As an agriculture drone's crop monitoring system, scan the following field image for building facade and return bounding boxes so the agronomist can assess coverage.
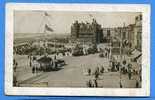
[102,28,116,43]
[103,14,142,55]
[134,14,142,51]
[127,14,142,51]
[71,19,103,44]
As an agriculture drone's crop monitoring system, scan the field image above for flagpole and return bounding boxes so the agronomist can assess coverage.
[44,12,55,57]
[44,13,47,55]
[120,25,123,87]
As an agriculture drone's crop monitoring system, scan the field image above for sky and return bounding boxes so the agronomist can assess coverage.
[14,11,141,34]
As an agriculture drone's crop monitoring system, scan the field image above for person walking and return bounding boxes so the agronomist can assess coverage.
[127,63,132,80]
[86,79,92,87]
[32,56,37,74]
[100,66,104,74]
[116,62,120,71]
[87,68,91,76]
[136,80,139,88]
[139,67,142,82]
[14,61,18,72]
[128,69,132,80]
[93,79,98,88]
[13,72,17,86]
[120,81,123,88]
[32,66,35,74]
[29,55,32,67]
[95,72,99,79]
[94,67,100,79]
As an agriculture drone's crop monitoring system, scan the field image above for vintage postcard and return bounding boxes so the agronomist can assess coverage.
[5,3,150,96]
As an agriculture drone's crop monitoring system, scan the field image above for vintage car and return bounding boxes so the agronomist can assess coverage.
[54,59,66,67]
[37,56,65,71]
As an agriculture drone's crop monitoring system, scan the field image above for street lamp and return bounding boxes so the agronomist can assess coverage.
[119,28,123,88]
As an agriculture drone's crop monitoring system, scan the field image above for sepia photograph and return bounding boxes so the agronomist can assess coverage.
[5,3,150,96]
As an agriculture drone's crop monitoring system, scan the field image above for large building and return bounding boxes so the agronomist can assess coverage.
[71,19,103,44]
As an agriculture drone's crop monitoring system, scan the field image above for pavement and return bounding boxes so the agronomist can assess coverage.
[14,55,43,84]
[14,53,141,88]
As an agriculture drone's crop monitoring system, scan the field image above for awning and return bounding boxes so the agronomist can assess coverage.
[131,49,142,58]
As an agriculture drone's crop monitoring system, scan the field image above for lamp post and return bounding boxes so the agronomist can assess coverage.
[119,28,123,88]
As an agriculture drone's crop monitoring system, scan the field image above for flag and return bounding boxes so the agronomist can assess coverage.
[45,24,53,32]
[44,12,50,16]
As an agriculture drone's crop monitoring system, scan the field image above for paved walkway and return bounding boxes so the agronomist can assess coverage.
[14,52,141,88]
[14,55,43,84]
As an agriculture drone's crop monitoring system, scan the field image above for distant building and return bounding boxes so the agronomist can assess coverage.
[106,26,130,55]
[71,19,103,44]
[102,28,115,43]
[102,26,130,44]
[70,14,142,52]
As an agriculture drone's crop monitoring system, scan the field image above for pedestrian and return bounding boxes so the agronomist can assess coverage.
[95,71,99,79]
[30,60,32,67]
[116,62,120,71]
[93,79,98,87]
[13,73,17,86]
[36,67,38,73]
[86,79,92,87]
[105,52,107,58]
[29,55,32,67]
[96,66,99,72]
[87,68,91,76]
[100,66,104,74]
[107,48,110,58]
[54,55,56,60]
[111,61,116,72]
[14,61,18,72]
[139,68,142,82]
[13,59,16,66]
[122,60,127,66]
[14,65,17,72]
[94,67,100,77]
[128,63,132,70]
[136,80,139,88]
[32,67,35,74]
[139,75,142,82]
[120,81,123,88]
[128,70,132,80]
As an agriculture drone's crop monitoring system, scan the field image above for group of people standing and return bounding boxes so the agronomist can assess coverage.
[86,66,105,88]
[99,47,110,58]
[110,56,134,80]
[28,55,41,74]
[85,57,141,88]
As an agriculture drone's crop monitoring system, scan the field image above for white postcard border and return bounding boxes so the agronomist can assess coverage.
[5,3,150,96]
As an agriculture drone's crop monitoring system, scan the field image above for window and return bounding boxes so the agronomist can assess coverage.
[107,30,110,36]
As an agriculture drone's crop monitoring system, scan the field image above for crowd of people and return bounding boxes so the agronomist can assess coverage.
[85,56,141,88]
[13,39,141,88]
[99,47,110,58]
[86,66,105,88]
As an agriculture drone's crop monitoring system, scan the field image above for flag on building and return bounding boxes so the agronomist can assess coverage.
[45,24,53,32]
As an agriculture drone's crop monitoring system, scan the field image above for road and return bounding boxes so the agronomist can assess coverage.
[14,53,141,88]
